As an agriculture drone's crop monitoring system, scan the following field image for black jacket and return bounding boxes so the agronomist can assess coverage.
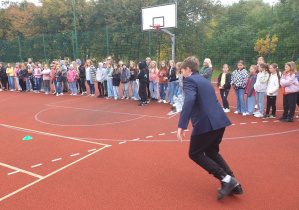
[17,69,27,80]
[0,66,7,79]
[112,72,121,86]
[54,71,63,82]
[167,67,176,82]
[79,64,86,79]
[138,61,148,84]
[217,73,231,90]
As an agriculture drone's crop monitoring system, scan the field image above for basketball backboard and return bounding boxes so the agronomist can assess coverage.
[142,3,177,31]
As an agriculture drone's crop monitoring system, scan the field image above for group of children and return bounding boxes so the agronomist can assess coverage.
[217,57,299,122]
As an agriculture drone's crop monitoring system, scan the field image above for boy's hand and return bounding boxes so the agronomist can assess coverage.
[177,128,185,142]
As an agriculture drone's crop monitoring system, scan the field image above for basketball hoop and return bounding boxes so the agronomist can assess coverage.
[149,24,161,30]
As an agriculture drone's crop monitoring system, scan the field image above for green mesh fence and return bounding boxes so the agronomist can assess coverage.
[0,6,298,70]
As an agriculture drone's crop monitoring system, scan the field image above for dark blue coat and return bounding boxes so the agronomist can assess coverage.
[178,71,231,136]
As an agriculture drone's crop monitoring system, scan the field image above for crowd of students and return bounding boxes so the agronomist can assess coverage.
[0,56,298,121]
[217,57,299,122]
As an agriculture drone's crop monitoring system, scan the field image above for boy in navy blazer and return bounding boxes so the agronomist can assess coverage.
[177,56,243,200]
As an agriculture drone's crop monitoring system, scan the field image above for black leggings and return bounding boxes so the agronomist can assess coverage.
[266,95,277,115]
[80,77,86,92]
[19,78,26,91]
[220,89,230,109]
[283,93,297,119]
[189,128,232,181]
[139,83,147,103]
[98,82,104,96]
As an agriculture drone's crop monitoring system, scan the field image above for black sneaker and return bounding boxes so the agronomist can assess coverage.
[282,118,294,122]
[269,114,276,118]
[217,177,238,200]
[262,115,269,119]
[218,183,243,195]
[278,117,286,121]
[138,102,145,106]
[97,95,102,98]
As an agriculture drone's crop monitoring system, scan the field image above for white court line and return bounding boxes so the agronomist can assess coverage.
[119,141,126,144]
[159,133,165,136]
[31,164,42,168]
[274,121,280,123]
[0,145,111,202]
[232,124,235,126]
[132,138,140,141]
[185,130,189,132]
[52,158,62,162]
[88,149,96,152]
[146,136,153,138]
[8,171,19,175]
[240,123,246,125]
[171,131,177,133]
[0,124,110,146]
[70,153,80,157]
[251,122,258,124]
[262,121,269,123]
[0,162,43,179]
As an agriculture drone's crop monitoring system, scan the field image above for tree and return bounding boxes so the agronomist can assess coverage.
[254,34,278,57]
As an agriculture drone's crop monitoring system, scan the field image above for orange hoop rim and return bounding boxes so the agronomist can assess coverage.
[149,24,161,30]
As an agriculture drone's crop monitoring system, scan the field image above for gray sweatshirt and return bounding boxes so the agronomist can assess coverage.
[254,72,269,92]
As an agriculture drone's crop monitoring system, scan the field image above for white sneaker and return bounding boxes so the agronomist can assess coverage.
[59,93,64,96]
[242,113,247,116]
[158,100,163,103]
[70,93,73,96]
[296,116,299,119]
[234,111,240,114]
[224,109,230,113]
[73,93,77,96]
[223,108,225,111]
[253,111,259,115]
[254,113,263,118]
[53,92,56,95]
[122,97,126,99]
[56,93,59,96]
[163,100,167,104]
[0,89,2,91]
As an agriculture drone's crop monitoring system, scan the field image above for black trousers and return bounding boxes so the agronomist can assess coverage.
[283,93,297,119]
[147,83,151,98]
[139,83,147,103]
[1,77,8,90]
[266,95,277,115]
[220,89,230,109]
[98,81,104,96]
[189,128,232,181]
[297,92,299,107]
[62,77,68,92]
[29,78,35,90]
[19,78,26,91]
[77,78,82,93]
[80,77,86,92]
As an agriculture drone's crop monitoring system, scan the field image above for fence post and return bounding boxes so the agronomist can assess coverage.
[268,5,274,62]
[201,16,204,64]
[72,31,76,61]
[106,26,110,57]
[42,33,47,63]
[18,36,23,62]
[149,31,151,58]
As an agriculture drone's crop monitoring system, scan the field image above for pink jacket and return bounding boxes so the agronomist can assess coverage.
[149,69,159,82]
[280,73,299,93]
[67,69,77,82]
[14,68,19,77]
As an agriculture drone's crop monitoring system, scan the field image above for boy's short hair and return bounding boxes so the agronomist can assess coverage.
[181,56,200,72]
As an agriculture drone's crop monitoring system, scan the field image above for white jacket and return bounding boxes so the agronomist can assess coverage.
[266,73,279,96]
[96,63,106,83]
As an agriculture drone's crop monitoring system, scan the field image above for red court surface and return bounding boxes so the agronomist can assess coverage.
[0,82,298,209]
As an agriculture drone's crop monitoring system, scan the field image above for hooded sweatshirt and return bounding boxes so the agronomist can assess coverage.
[254,72,269,92]
[60,60,67,78]
[138,61,148,84]
[266,73,279,96]
[96,63,106,83]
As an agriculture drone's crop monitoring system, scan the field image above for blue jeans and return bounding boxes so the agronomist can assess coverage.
[178,86,184,97]
[168,81,174,103]
[136,82,141,100]
[173,81,179,97]
[256,92,266,115]
[34,78,41,91]
[87,80,95,94]
[8,75,15,90]
[15,77,21,90]
[246,95,256,114]
[53,80,57,93]
[234,88,246,113]
[149,81,159,99]
[159,83,168,100]
[113,86,120,99]
[26,78,31,90]
[56,81,62,94]
[70,82,77,94]
[107,79,114,97]
[130,80,138,98]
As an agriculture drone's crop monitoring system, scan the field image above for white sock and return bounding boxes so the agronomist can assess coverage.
[221,175,231,183]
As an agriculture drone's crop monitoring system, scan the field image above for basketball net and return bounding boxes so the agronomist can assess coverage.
[149,24,161,30]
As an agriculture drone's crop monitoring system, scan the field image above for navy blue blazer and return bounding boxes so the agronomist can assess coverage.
[178,71,231,136]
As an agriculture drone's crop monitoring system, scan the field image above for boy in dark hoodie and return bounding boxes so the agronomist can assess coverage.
[138,61,148,106]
